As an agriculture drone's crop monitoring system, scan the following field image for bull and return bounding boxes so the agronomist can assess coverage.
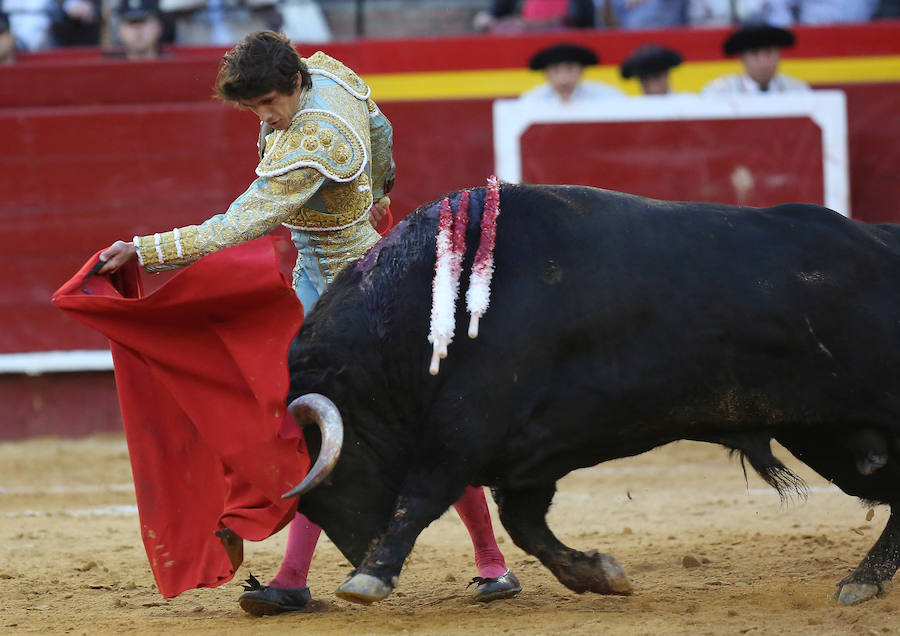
[283,183,900,606]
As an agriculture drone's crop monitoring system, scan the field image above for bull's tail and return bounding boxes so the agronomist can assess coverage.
[732,446,809,505]
[699,433,808,504]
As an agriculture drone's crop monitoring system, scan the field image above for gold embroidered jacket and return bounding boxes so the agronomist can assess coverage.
[135,52,395,272]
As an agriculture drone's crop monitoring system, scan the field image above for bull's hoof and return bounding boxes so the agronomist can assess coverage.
[590,552,633,595]
[557,551,633,595]
[335,572,394,604]
[469,569,522,602]
[832,580,893,605]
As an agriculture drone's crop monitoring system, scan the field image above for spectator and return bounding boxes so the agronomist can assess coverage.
[875,0,900,17]
[2,0,55,49]
[50,0,102,46]
[0,10,18,62]
[279,0,330,43]
[764,0,878,25]
[473,0,595,33]
[702,23,810,94]
[113,0,165,59]
[603,0,688,29]
[620,44,683,95]
[519,42,624,105]
[161,0,281,45]
[687,0,769,26]
[688,0,878,25]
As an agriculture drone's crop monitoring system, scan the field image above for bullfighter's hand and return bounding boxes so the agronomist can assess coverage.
[98,240,138,274]
[369,197,391,228]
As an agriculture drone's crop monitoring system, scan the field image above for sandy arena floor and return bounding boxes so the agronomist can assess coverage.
[1,434,897,635]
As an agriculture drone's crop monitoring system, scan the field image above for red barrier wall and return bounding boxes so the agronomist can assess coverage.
[0,372,123,439]
[2,22,900,438]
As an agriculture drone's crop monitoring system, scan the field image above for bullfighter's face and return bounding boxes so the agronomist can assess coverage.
[239,77,304,131]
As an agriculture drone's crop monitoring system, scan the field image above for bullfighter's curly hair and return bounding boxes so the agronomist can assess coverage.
[214,30,312,102]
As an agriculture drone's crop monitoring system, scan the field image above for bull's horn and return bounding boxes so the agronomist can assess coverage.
[282,393,344,499]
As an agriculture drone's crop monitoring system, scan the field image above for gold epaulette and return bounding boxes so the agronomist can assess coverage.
[256,109,367,181]
[304,51,371,100]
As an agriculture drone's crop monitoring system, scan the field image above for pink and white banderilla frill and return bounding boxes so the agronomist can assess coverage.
[428,176,500,375]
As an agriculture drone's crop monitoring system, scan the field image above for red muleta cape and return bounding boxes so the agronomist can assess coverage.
[51,237,309,598]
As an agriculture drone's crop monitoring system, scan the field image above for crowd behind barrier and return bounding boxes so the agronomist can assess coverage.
[2,0,900,57]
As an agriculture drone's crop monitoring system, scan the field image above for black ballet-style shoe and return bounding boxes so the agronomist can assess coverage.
[467,569,522,602]
[238,573,312,616]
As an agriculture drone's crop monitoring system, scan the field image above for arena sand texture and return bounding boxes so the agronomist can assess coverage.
[1,435,897,635]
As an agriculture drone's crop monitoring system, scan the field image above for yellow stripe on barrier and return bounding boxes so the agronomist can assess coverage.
[364,55,900,101]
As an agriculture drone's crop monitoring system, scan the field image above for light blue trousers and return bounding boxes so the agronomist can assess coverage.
[294,265,322,311]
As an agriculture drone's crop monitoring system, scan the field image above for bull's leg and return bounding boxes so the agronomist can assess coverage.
[494,483,632,595]
[777,430,900,604]
[832,506,900,604]
[335,480,463,604]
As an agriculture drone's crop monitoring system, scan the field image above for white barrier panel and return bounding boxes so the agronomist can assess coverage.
[0,349,113,375]
[493,91,849,216]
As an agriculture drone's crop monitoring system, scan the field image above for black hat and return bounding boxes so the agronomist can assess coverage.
[620,44,682,79]
[0,11,10,33]
[118,0,160,21]
[723,24,795,55]
[528,42,598,71]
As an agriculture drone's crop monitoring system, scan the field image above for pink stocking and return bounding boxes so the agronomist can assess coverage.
[454,485,508,578]
[269,512,321,589]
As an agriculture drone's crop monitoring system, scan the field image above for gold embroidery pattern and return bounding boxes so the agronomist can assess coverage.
[317,128,334,147]
[135,225,204,270]
[137,52,387,270]
[319,172,370,219]
[303,136,319,152]
[333,143,351,163]
[296,219,381,288]
[305,52,370,98]
[137,168,326,271]
[257,108,368,181]
[282,173,373,231]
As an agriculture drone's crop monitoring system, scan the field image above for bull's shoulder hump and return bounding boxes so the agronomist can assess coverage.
[502,183,633,210]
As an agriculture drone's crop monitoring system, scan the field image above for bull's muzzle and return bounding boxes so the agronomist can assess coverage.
[282,393,344,499]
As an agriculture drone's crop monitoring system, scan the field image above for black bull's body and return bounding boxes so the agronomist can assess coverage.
[287,184,900,605]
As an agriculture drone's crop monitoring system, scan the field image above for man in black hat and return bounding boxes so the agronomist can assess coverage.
[620,44,683,95]
[114,0,165,59]
[0,11,16,64]
[519,42,623,105]
[702,23,809,94]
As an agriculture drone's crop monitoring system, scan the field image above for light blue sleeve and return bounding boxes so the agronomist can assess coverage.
[368,99,396,200]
